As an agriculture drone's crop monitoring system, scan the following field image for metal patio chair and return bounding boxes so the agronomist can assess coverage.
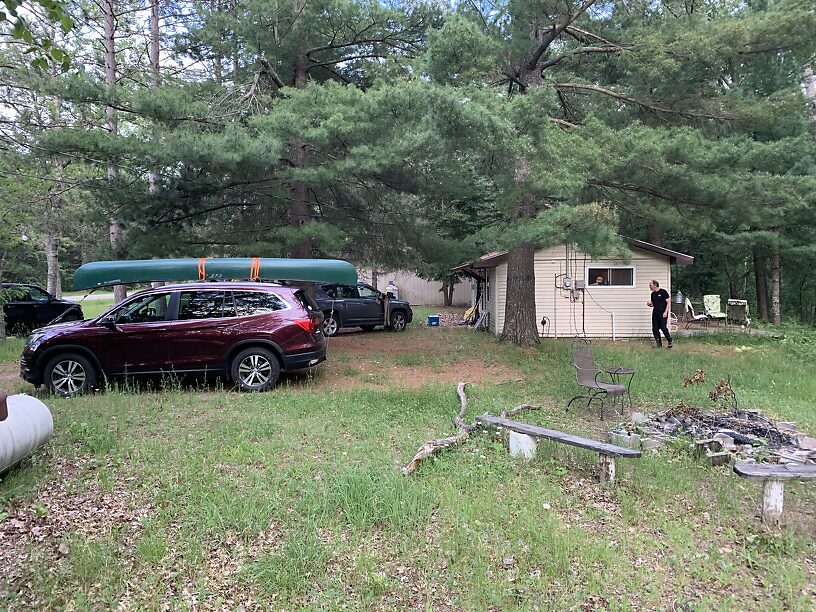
[567,339,627,420]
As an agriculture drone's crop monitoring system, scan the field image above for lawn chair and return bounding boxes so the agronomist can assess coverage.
[567,339,627,420]
[727,299,751,327]
[703,294,727,326]
[683,298,709,329]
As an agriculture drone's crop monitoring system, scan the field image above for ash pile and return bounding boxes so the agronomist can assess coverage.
[609,371,816,466]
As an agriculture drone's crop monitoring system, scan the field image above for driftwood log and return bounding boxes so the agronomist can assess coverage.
[402,382,538,475]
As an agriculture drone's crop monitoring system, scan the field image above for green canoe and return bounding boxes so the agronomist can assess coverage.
[73,258,357,290]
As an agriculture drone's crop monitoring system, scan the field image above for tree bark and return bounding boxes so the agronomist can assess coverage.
[104,0,127,304]
[442,281,454,306]
[287,1,312,258]
[44,233,62,298]
[500,243,540,345]
[753,246,769,322]
[770,243,781,325]
[148,0,160,193]
[804,64,816,124]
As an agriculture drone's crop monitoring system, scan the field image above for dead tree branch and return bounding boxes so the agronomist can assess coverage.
[402,382,540,475]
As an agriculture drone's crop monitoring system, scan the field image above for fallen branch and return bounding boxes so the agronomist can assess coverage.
[401,382,539,475]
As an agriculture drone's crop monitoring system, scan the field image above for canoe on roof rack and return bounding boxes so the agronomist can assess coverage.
[73,258,357,290]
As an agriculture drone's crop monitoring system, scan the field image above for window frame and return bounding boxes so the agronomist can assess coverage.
[585,265,637,288]
[112,292,174,324]
[230,290,292,317]
[176,290,229,321]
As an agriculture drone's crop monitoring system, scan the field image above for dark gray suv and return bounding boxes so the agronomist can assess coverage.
[314,282,413,336]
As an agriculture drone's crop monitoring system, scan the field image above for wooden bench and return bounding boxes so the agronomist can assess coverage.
[476,415,641,484]
[733,463,816,526]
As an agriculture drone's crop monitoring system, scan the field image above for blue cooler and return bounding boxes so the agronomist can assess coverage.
[427,315,440,327]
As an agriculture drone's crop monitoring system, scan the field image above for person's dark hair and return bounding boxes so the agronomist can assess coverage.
[651,279,660,287]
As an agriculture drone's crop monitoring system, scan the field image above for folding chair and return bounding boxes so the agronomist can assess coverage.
[683,298,709,329]
[703,294,727,326]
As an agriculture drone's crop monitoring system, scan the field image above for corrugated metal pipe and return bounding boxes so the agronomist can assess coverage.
[0,393,54,474]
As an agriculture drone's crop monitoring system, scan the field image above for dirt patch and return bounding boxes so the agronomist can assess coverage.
[0,456,153,605]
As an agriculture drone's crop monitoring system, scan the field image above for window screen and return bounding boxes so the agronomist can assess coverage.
[587,267,634,287]
[233,291,287,316]
[178,291,225,320]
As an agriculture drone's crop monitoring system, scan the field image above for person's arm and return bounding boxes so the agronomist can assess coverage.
[663,290,670,318]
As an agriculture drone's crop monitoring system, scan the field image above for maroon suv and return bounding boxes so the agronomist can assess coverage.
[20,282,325,397]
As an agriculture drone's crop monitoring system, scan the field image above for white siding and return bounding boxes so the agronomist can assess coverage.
[358,269,471,306]
[491,245,671,338]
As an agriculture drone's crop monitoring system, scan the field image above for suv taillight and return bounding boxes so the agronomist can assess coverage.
[293,317,317,334]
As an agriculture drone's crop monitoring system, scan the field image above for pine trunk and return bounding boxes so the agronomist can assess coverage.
[148,0,160,193]
[804,64,816,124]
[770,244,781,325]
[500,243,539,346]
[753,247,769,322]
[104,0,127,304]
[288,15,311,258]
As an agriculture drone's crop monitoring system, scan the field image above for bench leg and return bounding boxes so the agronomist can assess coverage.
[509,431,537,460]
[762,480,784,527]
[599,454,615,484]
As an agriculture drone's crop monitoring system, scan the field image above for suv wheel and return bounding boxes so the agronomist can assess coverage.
[231,347,280,392]
[389,310,407,332]
[322,313,341,337]
[44,353,97,397]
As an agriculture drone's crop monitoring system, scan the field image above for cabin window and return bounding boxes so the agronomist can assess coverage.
[587,267,635,287]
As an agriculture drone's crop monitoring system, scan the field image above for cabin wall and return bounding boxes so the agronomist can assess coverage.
[490,245,671,338]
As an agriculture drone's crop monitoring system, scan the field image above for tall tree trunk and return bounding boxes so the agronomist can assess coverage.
[804,64,816,125]
[148,0,160,193]
[212,0,222,84]
[501,154,540,346]
[770,244,781,325]
[287,3,311,258]
[500,243,539,345]
[647,221,663,246]
[44,233,62,297]
[753,246,769,322]
[442,281,454,306]
[104,0,127,304]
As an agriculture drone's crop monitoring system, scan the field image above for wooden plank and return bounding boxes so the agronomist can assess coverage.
[763,480,784,527]
[476,415,641,458]
[734,463,816,481]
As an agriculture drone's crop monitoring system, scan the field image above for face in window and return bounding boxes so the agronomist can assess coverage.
[114,293,171,324]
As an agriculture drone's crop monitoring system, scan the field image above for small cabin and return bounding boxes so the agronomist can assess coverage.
[457,239,693,338]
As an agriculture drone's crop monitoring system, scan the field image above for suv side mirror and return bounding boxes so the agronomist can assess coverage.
[99,316,119,330]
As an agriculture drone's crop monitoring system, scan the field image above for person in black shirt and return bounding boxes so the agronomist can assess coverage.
[646,279,673,348]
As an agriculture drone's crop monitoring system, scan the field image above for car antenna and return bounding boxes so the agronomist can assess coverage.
[44,287,99,327]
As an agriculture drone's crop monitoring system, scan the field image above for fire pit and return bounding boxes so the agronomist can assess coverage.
[609,375,816,465]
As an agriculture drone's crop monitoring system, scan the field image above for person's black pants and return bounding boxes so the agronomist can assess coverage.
[652,311,672,344]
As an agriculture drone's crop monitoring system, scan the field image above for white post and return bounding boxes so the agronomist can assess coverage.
[509,431,537,459]
[762,480,784,527]
[611,312,616,341]
[599,454,616,484]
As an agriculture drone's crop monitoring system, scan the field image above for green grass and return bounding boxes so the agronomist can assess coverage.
[1,327,815,609]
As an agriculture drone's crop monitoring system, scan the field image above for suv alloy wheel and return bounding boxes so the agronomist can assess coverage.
[231,347,281,391]
[44,353,97,396]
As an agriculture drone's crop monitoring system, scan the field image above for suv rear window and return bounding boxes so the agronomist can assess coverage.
[293,289,320,313]
[232,291,288,316]
[178,291,226,320]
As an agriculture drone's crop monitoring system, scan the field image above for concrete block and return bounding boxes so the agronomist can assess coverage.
[608,431,641,450]
[640,437,665,451]
[630,412,650,424]
[706,451,731,466]
[509,431,537,460]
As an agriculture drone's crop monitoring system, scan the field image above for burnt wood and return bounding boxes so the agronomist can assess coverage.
[733,463,816,481]
[476,415,641,459]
